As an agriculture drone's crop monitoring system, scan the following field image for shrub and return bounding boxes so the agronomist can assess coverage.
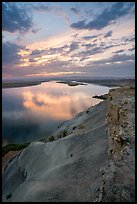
[48,135,55,142]
[6,193,12,200]
[86,110,89,114]
[93,94,108,100]
[62,130,67,137]
[2,143,30,157]
[78,125,85,129]
[130,86,134,89]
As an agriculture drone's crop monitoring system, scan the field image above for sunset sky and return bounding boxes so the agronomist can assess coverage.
[2,2,135,79]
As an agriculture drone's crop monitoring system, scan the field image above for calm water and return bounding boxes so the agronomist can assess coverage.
[2,81,111,145]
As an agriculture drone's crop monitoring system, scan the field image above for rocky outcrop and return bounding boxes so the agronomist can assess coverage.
[99,86,135,202]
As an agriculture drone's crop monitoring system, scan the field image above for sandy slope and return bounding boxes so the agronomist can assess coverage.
[2,100,109,202]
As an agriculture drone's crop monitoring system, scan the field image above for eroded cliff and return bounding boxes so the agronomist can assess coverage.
[99,86,135,202]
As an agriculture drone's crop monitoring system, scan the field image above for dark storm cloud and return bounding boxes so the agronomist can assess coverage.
[2,2,33,33]
[2,42,24,65]
[104,31,112,38]
[71,2,134,30]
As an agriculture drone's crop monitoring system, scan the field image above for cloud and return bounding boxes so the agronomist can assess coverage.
[71,33,78,38]
[29,58,37,62]
[82,43,97,48]
[3,57,76,78]
[128,47,135,52]
[71,2,134,30]
[2,2,33,33]
[29,41,80,60]
[93,39,97,43]
[30,44,69,57]
[71,20,86,30]
[69,42,79,52]
[103,44,119,49]
[70,7,80,15]
[78,42,119,58]
[104,30,112,38]
[80,56,90,62]
[82,35,100,40]
[84,8,95,17]
[80,46,102,56]
[33,4,69,23]
[2,42,24,65]
[85,61,135,78]
[93,53,135,65]
[32,5,51,12]
[31,28,41,33]
[111,53,135,62]
[29,41,80,59]
[30,49,45,55]
[124,36,135,42]
[113,49,124,54]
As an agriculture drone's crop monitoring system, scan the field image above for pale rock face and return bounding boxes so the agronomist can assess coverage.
[2,101,109,202]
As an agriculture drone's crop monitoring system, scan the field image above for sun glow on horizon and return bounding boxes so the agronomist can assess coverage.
[25,71,83,77]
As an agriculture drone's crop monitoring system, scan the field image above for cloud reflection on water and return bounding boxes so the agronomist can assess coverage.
[2,81,109,144]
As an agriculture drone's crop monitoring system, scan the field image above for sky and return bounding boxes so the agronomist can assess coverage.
[2,2,135,79]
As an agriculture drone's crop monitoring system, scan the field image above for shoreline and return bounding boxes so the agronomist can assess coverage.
[2,78,135,89]
[2,81,42,88]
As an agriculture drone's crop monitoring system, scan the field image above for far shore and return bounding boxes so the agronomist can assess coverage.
[2,81,42,88]
[2,78,135,88]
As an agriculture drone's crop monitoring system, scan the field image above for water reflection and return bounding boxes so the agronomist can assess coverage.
[2,81,110,145]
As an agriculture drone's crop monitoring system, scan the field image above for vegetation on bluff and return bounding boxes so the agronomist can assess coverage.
[2,143,30,157]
